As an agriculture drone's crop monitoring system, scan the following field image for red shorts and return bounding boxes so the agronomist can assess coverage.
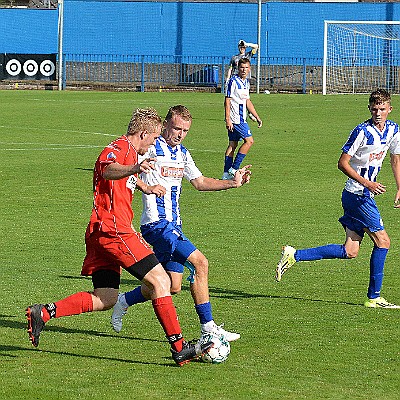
[81,227,154,276]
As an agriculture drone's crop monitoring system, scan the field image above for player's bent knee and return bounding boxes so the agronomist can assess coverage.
[195,260,209,278]
[92,288,118,311]
[141,263,172,296]
[156,271,174,294]
[153,273,171,293]
[379,237,390,249]
[192,255,208,270]
[245,137,254,146]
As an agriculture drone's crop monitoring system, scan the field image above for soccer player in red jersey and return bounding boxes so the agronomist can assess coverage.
[25,108,212,366]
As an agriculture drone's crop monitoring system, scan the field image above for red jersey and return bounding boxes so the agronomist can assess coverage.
[88,135,138,234]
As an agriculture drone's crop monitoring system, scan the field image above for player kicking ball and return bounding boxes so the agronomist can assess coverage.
[276,89,400,309]
[111,105,251,341]
[26,108,213,366]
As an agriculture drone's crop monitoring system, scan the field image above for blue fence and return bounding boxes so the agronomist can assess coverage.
[63,54,323,93]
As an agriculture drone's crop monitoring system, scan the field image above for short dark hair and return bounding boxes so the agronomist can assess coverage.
[238,57,251,67]
[369,89,391,105]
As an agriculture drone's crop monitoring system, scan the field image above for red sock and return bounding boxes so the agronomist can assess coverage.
[152,296,184,352]
[41,292,94,323]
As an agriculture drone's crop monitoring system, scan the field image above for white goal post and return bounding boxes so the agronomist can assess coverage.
[57,0,64,91]
[323,21,400,95]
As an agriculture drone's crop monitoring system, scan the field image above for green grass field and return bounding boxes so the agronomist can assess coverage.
[0,90,399,400]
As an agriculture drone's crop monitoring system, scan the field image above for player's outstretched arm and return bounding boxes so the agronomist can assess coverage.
[234,165,252,185]
[190,165,252,191]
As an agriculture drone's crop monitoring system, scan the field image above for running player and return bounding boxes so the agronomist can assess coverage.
[25,108,213,366]
[276,89,400,309]
[111,105,251,341]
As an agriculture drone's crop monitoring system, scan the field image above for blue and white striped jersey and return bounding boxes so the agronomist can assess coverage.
[139,136,202,226]
[342,119,400,197]
[226,75,250,124]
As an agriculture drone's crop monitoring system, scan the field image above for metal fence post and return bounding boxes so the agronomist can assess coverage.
[302,58,306,94]
[221,59,225,94]
[141,56,145,92]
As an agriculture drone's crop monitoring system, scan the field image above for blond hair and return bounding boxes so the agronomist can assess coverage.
[127,108,162,135]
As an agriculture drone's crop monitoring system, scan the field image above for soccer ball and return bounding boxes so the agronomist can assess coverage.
[200,332,230,364]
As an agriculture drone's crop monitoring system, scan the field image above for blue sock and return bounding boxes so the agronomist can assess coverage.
[125,286,148,306]
[295,244,347,262]
[367,247,387,299]
[195,302,213,324]
[232,152,246,170]
[224,156,233,173]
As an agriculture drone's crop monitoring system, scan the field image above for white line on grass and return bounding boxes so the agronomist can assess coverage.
[0,144,219,153]
[29,98,159,104]
[0,146,104,151]
[187,148,220,153]
[0,123,220,153]
[0,125,115,137]
[0,142,103,146]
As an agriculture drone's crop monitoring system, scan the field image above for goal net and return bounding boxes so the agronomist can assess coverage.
[323,21,400,95]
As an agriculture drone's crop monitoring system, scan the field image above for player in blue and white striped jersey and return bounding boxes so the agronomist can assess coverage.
[223,58,262,180]
[276,89,400,308]
[138,132,202,227]
[112,105,252,341]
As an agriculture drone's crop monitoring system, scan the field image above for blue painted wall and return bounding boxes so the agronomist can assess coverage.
[0,9,58,53]
[0,1,399,59]
[62,1,258,57]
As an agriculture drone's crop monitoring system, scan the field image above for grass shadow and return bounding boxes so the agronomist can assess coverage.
[0,316,164,343]
[0,344,172,367]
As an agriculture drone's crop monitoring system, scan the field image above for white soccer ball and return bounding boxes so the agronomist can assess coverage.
[200,332,230,364]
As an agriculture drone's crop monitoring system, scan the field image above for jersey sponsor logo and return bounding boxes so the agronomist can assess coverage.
[369,151,384,162]
[161,166,184,178]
